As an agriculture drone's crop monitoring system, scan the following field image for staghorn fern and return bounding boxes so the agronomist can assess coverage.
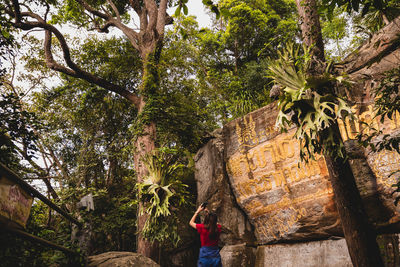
[268,42,353,161]
[136,147,189,246]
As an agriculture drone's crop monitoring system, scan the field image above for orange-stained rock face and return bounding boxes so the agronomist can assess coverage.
[222,102,400,244]
[224,104,341,243]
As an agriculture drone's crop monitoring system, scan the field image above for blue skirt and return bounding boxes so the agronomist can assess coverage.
[198,246,222,267]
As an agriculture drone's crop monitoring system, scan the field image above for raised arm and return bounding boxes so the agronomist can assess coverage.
[189,205,204,229]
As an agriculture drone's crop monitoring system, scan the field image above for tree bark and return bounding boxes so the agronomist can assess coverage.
[134,122,159,261]
[323,125,384,267]
[295,0,325,61]
[134,47,162,262]
[295,0,384,266]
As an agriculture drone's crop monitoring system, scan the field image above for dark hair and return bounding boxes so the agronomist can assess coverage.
[203,212,218,240]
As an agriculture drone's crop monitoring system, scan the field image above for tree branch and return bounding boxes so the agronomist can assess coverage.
[43,30,140,107]
[76,0,141,51]
[129,0,147,30]
[107,0,121,22]
[75,0,110,20]
[144,0,158,33]
[157,0,168,35]
[11,0,22,22]
[9,2,141,108]
[12,143,62,202]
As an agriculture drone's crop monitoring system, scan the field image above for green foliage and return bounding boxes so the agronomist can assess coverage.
[194,0,298,122]
[320,0,400,51]
[73,181,138,254]
[375,68,400,128]
[132,49,163,139]
[136,147,191,247]
[50,0,132,26]
[174,0,189,16]
[320,7,350,60]
[150,16,218,151]
[0,202,84,267]
[202,0,220,18]
[269,43,353,161]
[0,93,40,173]
[322,0,388,16]
[357,67,400,153]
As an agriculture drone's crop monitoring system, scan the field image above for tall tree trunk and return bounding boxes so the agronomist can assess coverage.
[323,125,384,267]
[295,0,384,266]
[135,121,158,257]
[134,46,162,262]
[295,0,325,61]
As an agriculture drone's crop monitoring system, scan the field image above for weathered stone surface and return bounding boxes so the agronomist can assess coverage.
[222,100,400,244]
[194,129,256,245]
[220,243,256,267]
[255,235,400,267]
[88,251,159,267]
[224,104,342,244]
[162,246,198,267]
[193,16,400,266]
[255,238,352,267]
[161,233,199,267]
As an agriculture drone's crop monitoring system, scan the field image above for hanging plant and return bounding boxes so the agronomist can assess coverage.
[268,42,354,161]
[136,147,190,246]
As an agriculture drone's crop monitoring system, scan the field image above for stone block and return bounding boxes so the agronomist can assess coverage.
[255,239,352,267]
[220,243,256,267]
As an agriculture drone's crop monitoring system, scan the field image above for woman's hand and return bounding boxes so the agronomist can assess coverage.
[189,205,205,229]
[196,205,205,214]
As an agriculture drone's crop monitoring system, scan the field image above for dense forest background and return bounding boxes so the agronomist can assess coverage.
[1,0,400,266]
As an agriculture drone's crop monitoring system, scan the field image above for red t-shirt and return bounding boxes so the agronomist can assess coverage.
[196,223,221,247]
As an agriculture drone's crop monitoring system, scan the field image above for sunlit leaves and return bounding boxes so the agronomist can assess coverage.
[357,67,400,153]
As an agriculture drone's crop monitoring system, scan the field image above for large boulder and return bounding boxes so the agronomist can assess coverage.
[88,251,159,267]
[223,101,400,244]
[224,105,342,244]
[194,129,256,246]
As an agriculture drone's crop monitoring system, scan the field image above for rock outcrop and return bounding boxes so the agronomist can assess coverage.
[194,129,256,246]
[193,15,400,267]
[88,251,159,267]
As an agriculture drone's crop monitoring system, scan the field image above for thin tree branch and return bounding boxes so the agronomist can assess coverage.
[12,143,61,202]
[107,0,121,22]
[75,0,110,20]
[74,1,141,50]
[129,0,142,16]
[144,0,158,33]
[43,30,140,106]
[92,21,114,33]
[157,0,168,35]
[11,0,22,22]
[9,2,141,108]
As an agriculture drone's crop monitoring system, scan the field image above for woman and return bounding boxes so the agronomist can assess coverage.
[189,205,222,267]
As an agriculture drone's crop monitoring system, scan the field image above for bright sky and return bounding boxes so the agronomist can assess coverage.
[183,1,212,28]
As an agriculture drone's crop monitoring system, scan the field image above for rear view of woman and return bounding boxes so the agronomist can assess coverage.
[189,205,222,267]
